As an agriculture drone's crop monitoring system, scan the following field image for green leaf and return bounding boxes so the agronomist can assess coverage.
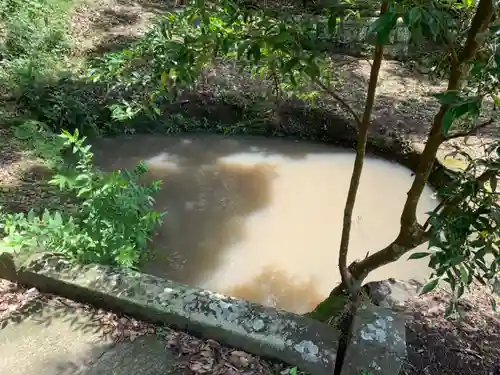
[490,296,497,312]
[328,14,337,34]
[283,58,299,74]
[490,175,497,192]
[459,264,469,284]
[161,71,168,86]
[441,99,481,136]
[420,278,440,295]
[52,212,63,227]
[426,17,438,39]
[407,7,421,25]
[237,42,248,59]
[248,42,262,62]
[408,252,430,260]
[369,10,397,45]
[456,283,465,298]
[289,367,297,375]
[489,18,500,33]
[446,270,456,291]
[432,90,462,105]
[442,107,458,135]
[305,61,320,79]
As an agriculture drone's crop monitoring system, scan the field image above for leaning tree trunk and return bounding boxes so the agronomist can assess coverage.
[311,0,495,321]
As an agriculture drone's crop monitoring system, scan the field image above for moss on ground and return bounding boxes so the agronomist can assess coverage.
[306,292,350,323]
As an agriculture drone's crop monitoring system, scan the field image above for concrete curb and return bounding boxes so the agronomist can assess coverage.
[0,251,340,375]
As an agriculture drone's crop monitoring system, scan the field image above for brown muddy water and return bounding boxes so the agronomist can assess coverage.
[92,134,438,314]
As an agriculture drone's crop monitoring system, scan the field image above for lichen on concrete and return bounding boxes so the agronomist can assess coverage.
[359,310,403,348]
[0,252,411,375]
[0,251,340,375]
[341,303,407,375]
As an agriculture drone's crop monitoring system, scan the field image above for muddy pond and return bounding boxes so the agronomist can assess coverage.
[92,134,438,314]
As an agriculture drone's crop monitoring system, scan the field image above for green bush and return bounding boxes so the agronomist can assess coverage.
[0,0,72,61]
[0,0,98,132]
[0,128,166,268]
[14,76,108,134]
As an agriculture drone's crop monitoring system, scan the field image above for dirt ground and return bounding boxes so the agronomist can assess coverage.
[0,280,288,375]
[402,287,500,375]
[1,1,499,375]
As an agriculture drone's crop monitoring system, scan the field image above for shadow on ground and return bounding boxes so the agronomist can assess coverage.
[0,286,182,375]
[70,0,169,57]
[0,294,110,337]
[48,335,182,375]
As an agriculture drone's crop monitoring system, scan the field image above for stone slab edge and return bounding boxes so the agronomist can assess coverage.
[0,251,339,375]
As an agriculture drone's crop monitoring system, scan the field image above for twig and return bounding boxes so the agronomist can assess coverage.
[445,118,495,140]
[314,79,362,126]
[444,31,459,67]
[449,347,483,360]
[423,201,444,230]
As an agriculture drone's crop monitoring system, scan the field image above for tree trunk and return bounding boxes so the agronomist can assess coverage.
[333,2,389,374]
[337,0,389,296]
[312,0,495,320]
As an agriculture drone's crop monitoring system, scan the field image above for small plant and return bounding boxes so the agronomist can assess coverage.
[0,129,166,268]
[13,120,66,166]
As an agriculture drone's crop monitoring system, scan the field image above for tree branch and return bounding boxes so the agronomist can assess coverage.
[328,229,430,297]
[324,0,496,302]
[332,3,389,374]
[423,201,444,230]
[314,79,362,126]
[445,118,495,140]
[399,0,494,230]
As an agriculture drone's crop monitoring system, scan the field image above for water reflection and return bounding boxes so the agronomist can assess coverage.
[92,134,438,313]
[226,266,324,314]
[143,161,277,285]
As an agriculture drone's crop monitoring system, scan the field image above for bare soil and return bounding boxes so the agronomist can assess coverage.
[0,1,499,375]
[402,287,500,375]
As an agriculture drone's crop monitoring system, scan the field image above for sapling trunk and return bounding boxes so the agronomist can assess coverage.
[333,2,389,374]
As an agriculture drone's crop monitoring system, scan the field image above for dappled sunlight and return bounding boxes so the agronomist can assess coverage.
[0,145,55,213]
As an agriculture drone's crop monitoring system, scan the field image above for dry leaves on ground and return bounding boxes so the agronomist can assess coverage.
[166,331,281,375]
[0,280,294,375]
[402,286,500,375]
[0,280,43,321]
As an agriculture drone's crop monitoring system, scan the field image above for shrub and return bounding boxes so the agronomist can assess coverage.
[0,0,99,134]
[0,128,166,268]
[12,120,67,166]
[14,76,108,134]
[0,0,72,63]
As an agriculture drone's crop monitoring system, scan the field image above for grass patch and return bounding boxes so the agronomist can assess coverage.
[0,0,75,94]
